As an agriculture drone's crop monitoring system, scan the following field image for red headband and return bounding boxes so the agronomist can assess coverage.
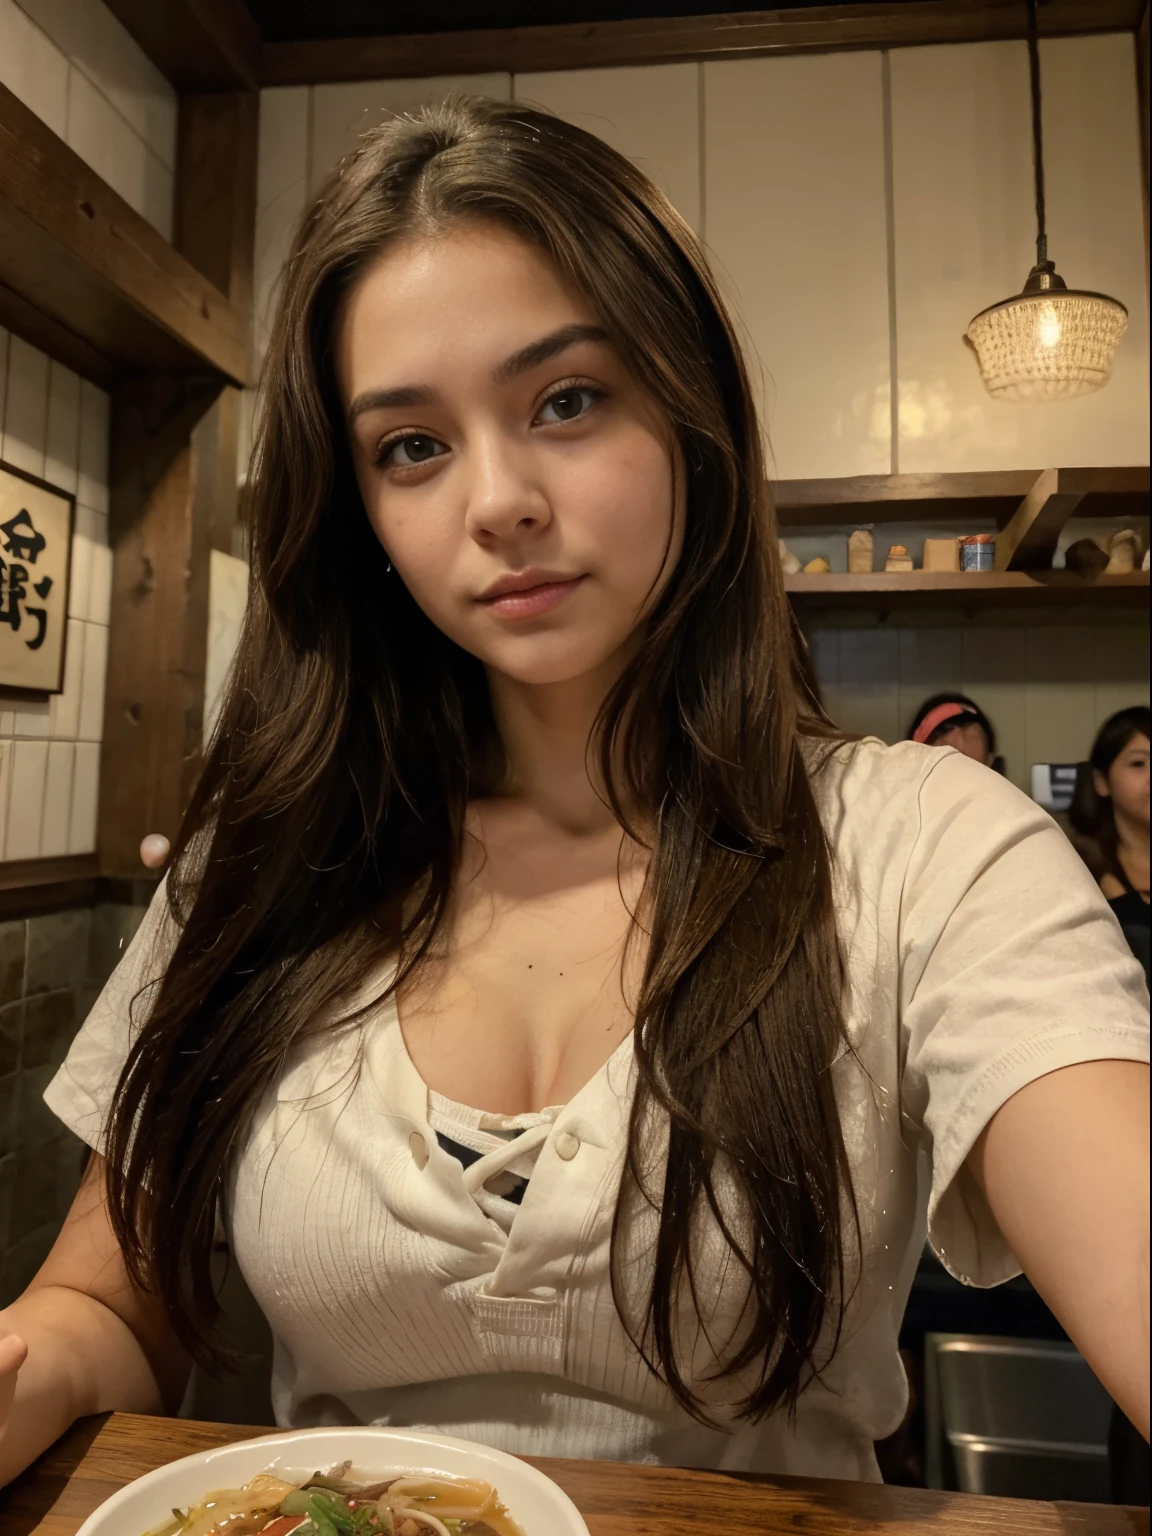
[913,702,975,745]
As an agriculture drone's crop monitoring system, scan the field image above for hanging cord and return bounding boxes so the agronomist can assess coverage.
[1026,0,1047,266]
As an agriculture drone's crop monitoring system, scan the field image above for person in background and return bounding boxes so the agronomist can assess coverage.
[907,693,1005,774]
[1068,707,1150,967]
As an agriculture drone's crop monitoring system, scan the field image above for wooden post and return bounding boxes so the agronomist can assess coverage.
[98,91,256,877]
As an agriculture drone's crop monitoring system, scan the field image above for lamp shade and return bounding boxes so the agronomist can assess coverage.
[967,262,1127,401]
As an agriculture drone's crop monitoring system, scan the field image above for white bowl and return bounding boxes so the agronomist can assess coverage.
[75,1425,590,1536]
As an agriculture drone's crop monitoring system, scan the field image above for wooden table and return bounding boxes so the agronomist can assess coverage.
[0,1412,1147,1536]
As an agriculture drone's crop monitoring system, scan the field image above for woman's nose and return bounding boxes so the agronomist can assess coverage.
[462,437,551,542]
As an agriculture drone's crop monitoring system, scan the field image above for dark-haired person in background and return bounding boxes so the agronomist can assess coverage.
[908,693,1005,774]
[1069,706,1150,980]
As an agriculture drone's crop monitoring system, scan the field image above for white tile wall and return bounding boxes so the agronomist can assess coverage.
[5,739,49,860]
[253,38,1147,481]
[704,51,893,481]
[1,335,49,478]
[890,36,1149,472]
[515,64,701,233]
[44,359,80,495]
[0,0,67,137]
[808,620,1150,790]
[254,86,311,365]
[68,740,100,855]
[0,0,176,238]
[1,336,111,861]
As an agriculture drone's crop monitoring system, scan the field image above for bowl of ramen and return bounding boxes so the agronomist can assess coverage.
[73,1426,589,1536]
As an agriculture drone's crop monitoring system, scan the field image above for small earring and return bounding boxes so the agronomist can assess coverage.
[384,555,393,575]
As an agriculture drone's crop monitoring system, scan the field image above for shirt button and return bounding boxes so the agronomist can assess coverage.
[409,1131,430,1170]
[555,1131,580,1162]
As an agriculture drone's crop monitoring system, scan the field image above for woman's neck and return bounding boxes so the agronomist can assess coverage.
[486,659,625,836]
[1114,805,1150,893]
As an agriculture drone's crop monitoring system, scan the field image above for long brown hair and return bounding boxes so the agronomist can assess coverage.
[106,96,855,1423]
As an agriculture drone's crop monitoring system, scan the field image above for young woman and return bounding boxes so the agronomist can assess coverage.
[1,99,1148,1481]
[1070,707,1150,976]
[907,692,1003,773]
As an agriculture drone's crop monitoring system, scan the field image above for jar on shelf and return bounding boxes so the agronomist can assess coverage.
[959,534,996,572]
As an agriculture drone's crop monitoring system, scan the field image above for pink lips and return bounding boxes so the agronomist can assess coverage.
[478,573,586,619]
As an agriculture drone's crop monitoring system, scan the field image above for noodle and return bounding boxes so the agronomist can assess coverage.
[140,1463,526,1536]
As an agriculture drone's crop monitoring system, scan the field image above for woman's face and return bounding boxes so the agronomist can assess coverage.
[1096,732,1151,829]
[935,719,994,767]
[337,221,683,688]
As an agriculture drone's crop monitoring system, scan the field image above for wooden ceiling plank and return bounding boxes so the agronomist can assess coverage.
[103,0,260,93]
[0,81,249,386]
[259,0,1144,87]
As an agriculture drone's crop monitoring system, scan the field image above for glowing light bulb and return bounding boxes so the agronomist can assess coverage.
[1037,301,1061,348]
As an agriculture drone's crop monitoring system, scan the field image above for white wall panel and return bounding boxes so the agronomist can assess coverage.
[255,86,310,360]
[16,0,177,167]
[6,740,48,860]
[515,64,701,233]
[67,740,99,854]
[891,37,1149,472]
[44,360,80,495]
[310,74,512,195]
[39,738,74,857]
[0,0,68,137]
[2,334,50,477]
[704,52,892,480]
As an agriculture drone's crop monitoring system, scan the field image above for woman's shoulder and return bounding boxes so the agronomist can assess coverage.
[809,734,1058,887]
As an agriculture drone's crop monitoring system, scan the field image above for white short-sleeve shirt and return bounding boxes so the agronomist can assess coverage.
[45,740,1150,1479]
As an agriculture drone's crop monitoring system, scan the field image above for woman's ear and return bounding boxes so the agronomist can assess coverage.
[1092,769,1111,800]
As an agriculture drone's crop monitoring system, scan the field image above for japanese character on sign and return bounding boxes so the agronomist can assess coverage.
[0,461,73,693]
[0,508,52,651]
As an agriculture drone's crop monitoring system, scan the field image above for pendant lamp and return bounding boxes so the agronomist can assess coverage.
[966,0,1127,401]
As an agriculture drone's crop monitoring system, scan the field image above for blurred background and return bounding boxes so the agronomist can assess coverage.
[0,0,1148,1503]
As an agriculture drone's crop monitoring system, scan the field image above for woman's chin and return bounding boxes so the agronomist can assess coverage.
[478,635,630,690]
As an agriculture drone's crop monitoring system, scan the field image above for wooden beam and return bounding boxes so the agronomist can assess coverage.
[0,854,102,918]
[260,0,1144,86]
[0,81,248,387]
[99,377,221,877]
[103,0,260,92]
[98,83,257,878]
[175,93,258,319]
[995,468,1086,571]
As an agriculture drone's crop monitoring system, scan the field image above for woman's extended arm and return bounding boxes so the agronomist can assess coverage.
[0,1153,190,1484]
[968,1058,1150,1440]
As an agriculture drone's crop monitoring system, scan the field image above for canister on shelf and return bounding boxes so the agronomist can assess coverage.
[848,527,874,574]
[923,537,960,572]
[959,534,995,572]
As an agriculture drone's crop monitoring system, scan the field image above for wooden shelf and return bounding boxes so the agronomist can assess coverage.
[0,82,249,387]
[773,467,1150,528]
[785,570,1150,610]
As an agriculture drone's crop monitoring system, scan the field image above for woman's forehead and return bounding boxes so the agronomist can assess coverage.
[336,222,599,397]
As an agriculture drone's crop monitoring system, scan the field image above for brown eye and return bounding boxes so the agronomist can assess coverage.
[538,387,600,425]
[387,434,447,467]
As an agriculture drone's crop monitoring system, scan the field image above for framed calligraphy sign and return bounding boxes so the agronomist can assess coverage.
[0,459,74,693]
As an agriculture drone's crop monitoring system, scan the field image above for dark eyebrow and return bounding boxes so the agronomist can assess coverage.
[348,384,439,422]
[492,323,611,384]
[347,323,610,423]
